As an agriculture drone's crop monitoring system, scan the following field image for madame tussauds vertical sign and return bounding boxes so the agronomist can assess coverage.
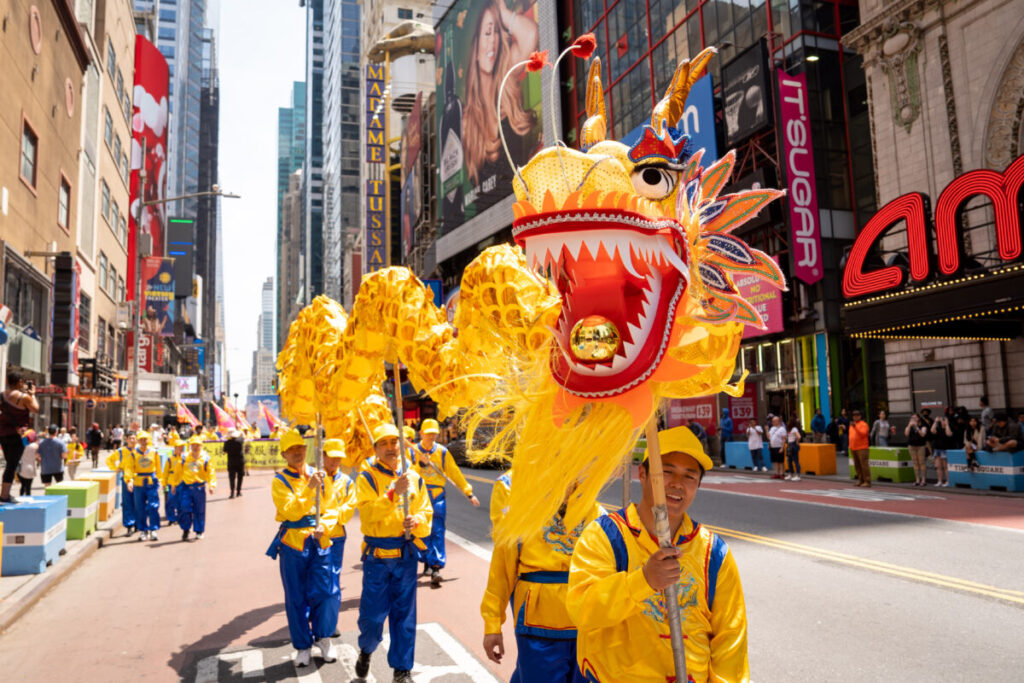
[778,70,822,285]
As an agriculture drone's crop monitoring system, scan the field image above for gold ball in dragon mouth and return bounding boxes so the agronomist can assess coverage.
[570,316,621,362]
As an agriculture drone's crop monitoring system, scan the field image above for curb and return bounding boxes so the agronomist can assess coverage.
[0,510,123,634]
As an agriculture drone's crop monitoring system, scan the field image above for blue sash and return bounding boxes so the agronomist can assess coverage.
[518,570,569,584]
[362,533,425,559]
[266,515,318,559]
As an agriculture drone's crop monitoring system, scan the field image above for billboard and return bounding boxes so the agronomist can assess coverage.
[246,394,281,435]
[738,255,785,339]
[665,397,716,428]
[140,256,175,337]
[401,93,423,258]
[435,0,543,231]
[722,40,772,148]
[778,70,823,285]
[365,63,387,274]
[729,380,759,424]
[620,74,717,161]
[128,36,169,301]
[175,376,198,394]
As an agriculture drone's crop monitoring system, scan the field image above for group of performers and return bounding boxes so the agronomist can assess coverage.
[105,430,217,541]
[269,419,749,682]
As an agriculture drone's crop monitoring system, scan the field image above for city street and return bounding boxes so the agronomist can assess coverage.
[1,465,1022,681]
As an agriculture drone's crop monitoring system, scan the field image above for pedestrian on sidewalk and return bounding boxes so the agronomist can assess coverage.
[810,409,826,443]
[963,416,986,472]
[125,431,162,541]
[353,423,433,683]
[110,424,123,449]
[37,425,67,485]
[746,418,765,472]
[785,418,802,481]
[17,429,39,496]
[412,418,480,587]
[870,410,894,447]
[905,414,929,486]
[66,427,85,480]
[930,415,955,487]
[0,372,40,504]
[768,416,787,479]
[107,432,138,535]
[267,428,336,668]
[224,428,245,498]
[321,438,356,643]
[567,426,748,682]
[162,435,186,525]
[849,409,871,487]
[481,482,602,682]
[985,412,1023,453]
[86,422,103,468]
[980,396,994,432]
[179,436,216,540]
[719,408,734,463]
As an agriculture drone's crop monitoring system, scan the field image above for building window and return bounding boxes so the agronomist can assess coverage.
[113,135,122,166]
[116,276,125,303]
[100,180,110,223]
[97,316,107,362]
[111,200,119,230]
[99,252,109,292]
[121,151,130,183]
[103,107,113,147]
[79,292,91,351]
[397,7,412,19]
[20,119,38,189]
[116,70,124,101]
[118,215,127,245]
[58,176,71,230]
[109,266,118,297]
[107,38,116,78]
[123,93,131,122]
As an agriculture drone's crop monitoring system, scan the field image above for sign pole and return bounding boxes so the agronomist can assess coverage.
[129,137,147,429]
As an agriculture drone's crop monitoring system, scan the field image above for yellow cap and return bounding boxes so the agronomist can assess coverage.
[402,425,416,441]
[372,423,400,444]
[644,426,713,471]
[188,436,204,446]
[420,418,440,434]
[168,435,183,448]
[279,428,306,453]
[323,438,346,459]
[136,431,151,441]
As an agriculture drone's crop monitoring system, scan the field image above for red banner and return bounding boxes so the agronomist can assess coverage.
[665,397,716,428]
[729,379,759,424]
[128,36,169,301]
[738,255,784,339]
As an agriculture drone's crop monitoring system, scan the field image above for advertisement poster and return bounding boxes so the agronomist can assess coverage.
[738,255,784,339]
[665,396,716,428]
[435,0,543,230]
[778,69,823,285]
[401,93,423,258]
[128,36,169,300]
[246,394,282,435]
[729,380,759,424]
[365,63,387,274]
[621,75,717,161]
[140,256,175,337]
[722,40,772,147]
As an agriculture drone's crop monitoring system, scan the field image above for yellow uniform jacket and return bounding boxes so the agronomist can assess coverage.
[355,460,432,559]
[412,442,473,499]
[489,471,512,531]
[163,453,186,487]
[567,504,749,682]
[181,452,217,488]
[324,469,356,539]
[67,442,85,461]
[124,448,162,486]
[481,503,603,639]
[271,464,334,553]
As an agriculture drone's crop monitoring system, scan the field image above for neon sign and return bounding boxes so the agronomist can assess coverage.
[843,154,1024,299]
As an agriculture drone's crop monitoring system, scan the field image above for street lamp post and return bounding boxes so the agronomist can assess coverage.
[128,136,240,427]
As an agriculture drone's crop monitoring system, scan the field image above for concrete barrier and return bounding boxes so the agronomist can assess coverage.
[0,496,68,575]
[850,447,915,483]
[724,441,767,470]
[797,443,836,475]
[76,471,117,521]
[45,481,99,540]
[947,449,1024,492]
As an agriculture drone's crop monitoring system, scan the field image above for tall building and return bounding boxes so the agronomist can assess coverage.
[303,0,325,302]
[250,277,276,395]
[258,277,274,351]
[277,170,304,351]
[322,0,361,303]
[275,81,305,351]
[196,26,220,400]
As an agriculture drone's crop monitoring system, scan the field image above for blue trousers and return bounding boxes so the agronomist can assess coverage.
[121,479,136,527]
[751,448,765,469]
[326,537,346,634]
[357,553,418,670]
[423,488,447,569]
[164,484,179,523]
[279,536,336,650]
[511,635,585,683]
[132,482,160,531]
[178,484,206,533]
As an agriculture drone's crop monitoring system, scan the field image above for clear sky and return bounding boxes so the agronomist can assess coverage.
[218,0,305,403]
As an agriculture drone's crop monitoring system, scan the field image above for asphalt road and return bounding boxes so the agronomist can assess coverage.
[453,466,1024,682]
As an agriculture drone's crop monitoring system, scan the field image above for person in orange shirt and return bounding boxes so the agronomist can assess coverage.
[849,409,871,487]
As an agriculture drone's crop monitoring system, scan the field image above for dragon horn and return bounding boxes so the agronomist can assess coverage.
[579,58,606,150]
[651,47,717,135]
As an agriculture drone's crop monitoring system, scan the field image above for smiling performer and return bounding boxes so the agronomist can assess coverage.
[567,426,748,682]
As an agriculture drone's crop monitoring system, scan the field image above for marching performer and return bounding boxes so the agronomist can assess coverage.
[179,436,217,540]
[162,434,185,526]
[353,423,432,683]
[490,469,512,532]
[124,431,162,541]
[481,484,602,682]
[321,438,356,637]
[267,428,337,667]
[106,431,137,536]
[412,418,479,586]
[566,427,749,682]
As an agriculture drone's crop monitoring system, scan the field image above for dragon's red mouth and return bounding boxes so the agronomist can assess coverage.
[513,207,689,398]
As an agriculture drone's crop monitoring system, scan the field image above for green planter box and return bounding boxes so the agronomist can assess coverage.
[46,481,99,540]
[849,447,916,483]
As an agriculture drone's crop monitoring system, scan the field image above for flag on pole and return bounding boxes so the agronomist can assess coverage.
[210,402,237,432]
[259,402,284,432]
[176,402,201,427]
[223,396,253,431]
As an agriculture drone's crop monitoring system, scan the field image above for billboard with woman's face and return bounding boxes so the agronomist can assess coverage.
[435,0,543,232]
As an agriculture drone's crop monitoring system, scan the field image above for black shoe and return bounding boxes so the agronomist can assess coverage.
[355,650,371,678]
[229,492,235,499]
[126,526,136,536]
[393,669,413,683]
[331,629,341,638]
[182,530,189,541]
[236,490,242,497]
[0,495,20,504]
[430,568,441,587]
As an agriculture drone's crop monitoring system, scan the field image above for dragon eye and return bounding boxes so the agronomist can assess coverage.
[631,166,677,200]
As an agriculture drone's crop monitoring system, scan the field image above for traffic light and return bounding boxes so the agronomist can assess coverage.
[50,252,79,386]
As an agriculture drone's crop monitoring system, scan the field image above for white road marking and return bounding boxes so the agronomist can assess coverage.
[418,622,499,683]
[195,649,265,682]
[703,475,777,484]
[290,650,324,682]
[445,530,492,562]
[780,488,944,502]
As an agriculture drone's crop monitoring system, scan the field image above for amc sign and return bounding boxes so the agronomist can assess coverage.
[843,153,1024,299]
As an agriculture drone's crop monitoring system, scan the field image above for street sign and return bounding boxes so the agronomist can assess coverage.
[85,399,95,409]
